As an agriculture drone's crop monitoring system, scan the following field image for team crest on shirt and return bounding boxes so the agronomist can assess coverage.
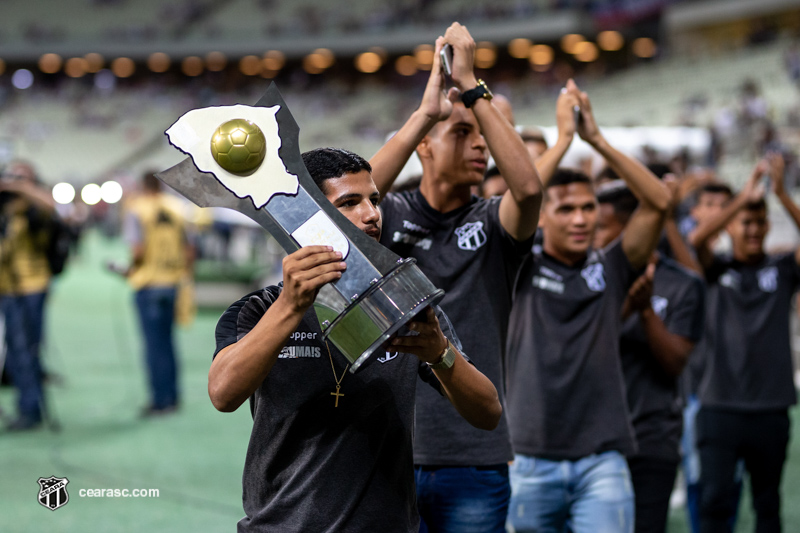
[651,295,669,319]
[757,266,778,293]
[377,352,398,364]
[580,263,606,292]
[455,221,487,251]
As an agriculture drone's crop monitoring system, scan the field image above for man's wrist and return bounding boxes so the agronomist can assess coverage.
[455,75,478,93]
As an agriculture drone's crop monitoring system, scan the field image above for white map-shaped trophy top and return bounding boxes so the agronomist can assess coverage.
[165,104,349,258]
[165,104,298,209]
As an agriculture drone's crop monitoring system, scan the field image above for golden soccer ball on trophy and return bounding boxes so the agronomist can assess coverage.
[210,118,267,175]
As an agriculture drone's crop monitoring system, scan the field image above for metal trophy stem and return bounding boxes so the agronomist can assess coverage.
[157,83,443,372]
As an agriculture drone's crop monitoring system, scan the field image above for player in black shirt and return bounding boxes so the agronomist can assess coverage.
[691,153,800,533]
[367,23,543,532]
[505,80,671,533]
[594,182,706,533]
[210,148,502,533]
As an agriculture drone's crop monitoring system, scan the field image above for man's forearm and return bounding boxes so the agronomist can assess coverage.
[777,190,800,231]
[472,98,541,202]
[664,218,702,274]
[434,350,501,431]
[592,137,670,211]
[208,297,304,412]
[535,136,572,187]
[370,110,438,199]
[640,308,693,377]
[689,193,746,251]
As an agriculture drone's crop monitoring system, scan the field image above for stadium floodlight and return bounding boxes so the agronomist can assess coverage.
[561,34,585,54]
[84,53,104,73]
[206,51,227,72]
[148,53,171,73]
[12,69,34,89]
[355,52,382,73]
[633,38,658,58]
[414,45,434,71]
[39,53,62,74]
[65,58,89,78]
[508,38,533,59]
[529,45,554,66]
[395,55,417,76]
[240,55,262,76]
[598,31,624,52]
[94,69,116,90]
[81,183,102,205]
[111,57,135,78]
[52,183,75,205]
[182,56,204,77]
[100,181,123,204]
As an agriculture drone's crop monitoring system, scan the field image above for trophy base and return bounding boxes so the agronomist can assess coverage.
[320,258,445,373]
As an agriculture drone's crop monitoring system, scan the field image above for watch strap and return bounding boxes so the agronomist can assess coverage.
[461,79,493,108]
[428,340,456,370]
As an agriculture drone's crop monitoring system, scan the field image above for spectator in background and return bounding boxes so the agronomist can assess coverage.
[692,154,800,533]
[370,23,542,532]
[122,172,193,417]
[505,79,671,533]
[0,161,58,430]
[594,181,706,533]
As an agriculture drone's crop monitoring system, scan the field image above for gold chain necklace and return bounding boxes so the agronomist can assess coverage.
[326,342,349,407]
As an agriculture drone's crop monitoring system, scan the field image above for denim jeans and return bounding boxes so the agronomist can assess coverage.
[134,286,178,409]
[415,464,510,533]
[681,396,742,533]
[507,451,634,533]
[1,295,43,421]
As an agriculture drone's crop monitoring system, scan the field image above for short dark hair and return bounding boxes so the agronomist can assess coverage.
[301,148,372,193]
[699,182,733,199]
[646,163,671,180]
[142,172,162,192]
[743,198,768,213]
[596,181,639,224]
[547,168,593,189]
[484,165,502,181]
[595,166,620,183]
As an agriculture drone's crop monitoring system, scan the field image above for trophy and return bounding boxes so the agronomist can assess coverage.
[157,83,444,372]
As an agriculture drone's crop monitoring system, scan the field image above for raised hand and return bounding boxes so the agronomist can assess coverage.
[443,22,477,93]
[278,246,346,314]
[622,259,656,319]
[767,151,786,196]
[743,159,769,203]
[566,79,603,147]
[556,85,581,141]
[419,37,459,123]
[389,307,448,364]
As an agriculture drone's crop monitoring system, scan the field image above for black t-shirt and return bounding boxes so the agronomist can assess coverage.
[506,239,638,460]
[214,286,452,533]
[379,190,531,465]
[620,257,705,462]
[699,252,800,411]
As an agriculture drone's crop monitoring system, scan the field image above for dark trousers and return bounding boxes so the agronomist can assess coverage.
[697,407,790,533]
[134,286,178,409]
[1,295,43,421]
[628,456,679,533]
[415,465,510,533]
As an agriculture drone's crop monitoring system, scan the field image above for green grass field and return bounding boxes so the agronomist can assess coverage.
[1,231,799,532]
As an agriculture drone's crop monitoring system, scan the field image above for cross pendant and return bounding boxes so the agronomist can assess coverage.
[331,385,344,407]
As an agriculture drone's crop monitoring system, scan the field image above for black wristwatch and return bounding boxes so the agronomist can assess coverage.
[460,79,494,108]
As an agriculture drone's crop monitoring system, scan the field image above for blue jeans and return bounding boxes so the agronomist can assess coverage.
[1,296,43,421]
[507,451,634,533]
[681,395,742,533]
[415,465,510,533]
[134,286,178,409]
